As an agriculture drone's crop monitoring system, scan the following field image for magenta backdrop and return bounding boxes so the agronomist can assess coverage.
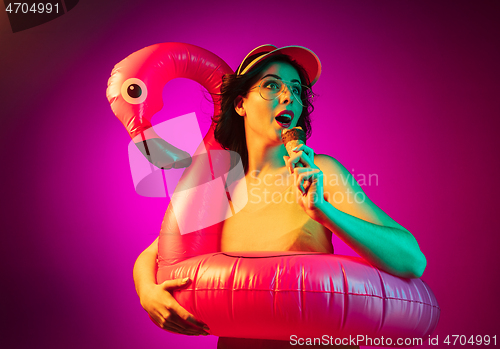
[1,1,499,348]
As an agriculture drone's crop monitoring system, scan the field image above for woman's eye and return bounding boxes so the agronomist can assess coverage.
[292,86,301,95]
[263,81,281,90]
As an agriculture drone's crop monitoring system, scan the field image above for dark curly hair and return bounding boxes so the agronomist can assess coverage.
[212,54,315,173]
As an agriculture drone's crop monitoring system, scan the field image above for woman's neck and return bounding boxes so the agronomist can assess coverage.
[245,137,288,176]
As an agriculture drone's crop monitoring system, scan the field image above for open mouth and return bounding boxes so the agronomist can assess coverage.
[275,115,292,128]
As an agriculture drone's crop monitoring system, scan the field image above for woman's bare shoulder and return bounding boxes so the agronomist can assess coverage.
[313,154,348,176]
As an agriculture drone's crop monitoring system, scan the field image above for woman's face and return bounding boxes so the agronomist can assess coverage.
[236,62,304,145]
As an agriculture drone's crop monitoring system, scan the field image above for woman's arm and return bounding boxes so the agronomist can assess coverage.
[133,238,209,335]
[312,196,426,278]
[133,237,160,299]
[314,154,427,278]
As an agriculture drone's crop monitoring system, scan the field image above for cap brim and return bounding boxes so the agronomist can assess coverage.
[238,45,321,86]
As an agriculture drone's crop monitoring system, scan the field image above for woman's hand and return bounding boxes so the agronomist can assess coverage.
[283,144,326,218]
[139,277,210,336]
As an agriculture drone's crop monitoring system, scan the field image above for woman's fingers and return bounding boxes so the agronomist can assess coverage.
[164,311,209,335]
[303,180,311,191]
[294,167,325,211]
[294,143,315,159]
[294,167,321,194]
[160,277,190,290]
[283,156,291,174]
[288,151,306,169]
[151,313,185,333]
[157,303,210,335]
[283,155,301,174]
[169,300,210,332]
[153,313,203,336]
[286,144,315,172]
[156,278,210,335]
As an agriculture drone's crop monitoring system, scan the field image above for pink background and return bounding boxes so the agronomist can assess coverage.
[1,1,498,348]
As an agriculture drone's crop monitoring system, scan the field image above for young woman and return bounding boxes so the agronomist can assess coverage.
[133,45,427,348]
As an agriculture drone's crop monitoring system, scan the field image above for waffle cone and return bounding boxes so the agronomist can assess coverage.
[281,127,306,156]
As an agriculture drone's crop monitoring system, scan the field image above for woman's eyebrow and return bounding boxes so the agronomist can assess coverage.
[261,74,301,84]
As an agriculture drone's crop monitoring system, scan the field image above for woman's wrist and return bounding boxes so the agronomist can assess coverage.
[308,196,333,224]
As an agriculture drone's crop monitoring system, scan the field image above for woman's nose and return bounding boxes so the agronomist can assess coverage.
[279,85,293,104]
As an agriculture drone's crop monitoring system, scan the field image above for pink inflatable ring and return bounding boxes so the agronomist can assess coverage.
[158,251,439,343]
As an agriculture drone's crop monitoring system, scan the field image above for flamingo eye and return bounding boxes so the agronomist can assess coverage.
[127,84,142,98]
[121,78,148,104]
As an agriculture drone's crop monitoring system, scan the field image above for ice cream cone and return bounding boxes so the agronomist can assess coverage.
[281,127,307,156]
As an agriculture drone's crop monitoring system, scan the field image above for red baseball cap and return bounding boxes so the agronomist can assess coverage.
[236,44,322,86]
